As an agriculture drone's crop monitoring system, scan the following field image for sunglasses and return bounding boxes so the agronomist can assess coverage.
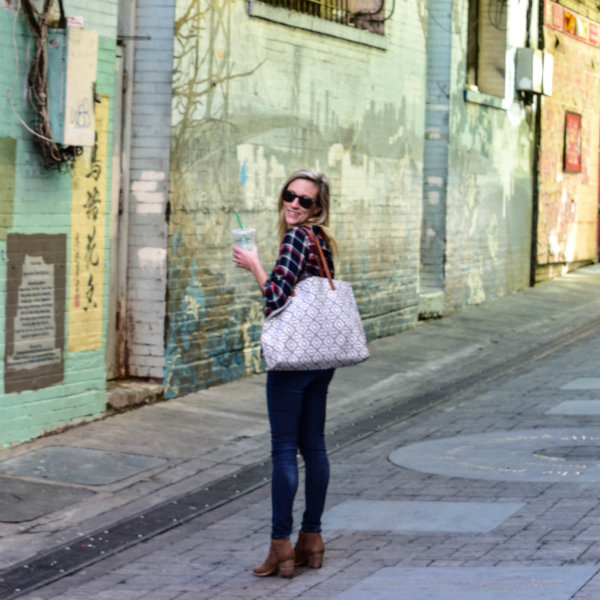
[283,189,316,210]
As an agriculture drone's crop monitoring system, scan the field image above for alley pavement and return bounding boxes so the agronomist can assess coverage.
[3,266,600,598]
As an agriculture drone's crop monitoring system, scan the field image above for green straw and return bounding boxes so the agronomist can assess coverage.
[234,211,244,229]
[234,211,249,246]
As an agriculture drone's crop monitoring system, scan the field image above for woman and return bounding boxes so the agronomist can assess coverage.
[233,169,336,578]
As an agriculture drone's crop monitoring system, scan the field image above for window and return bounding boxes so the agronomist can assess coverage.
[259,0,385,34]
[466,0,508,97]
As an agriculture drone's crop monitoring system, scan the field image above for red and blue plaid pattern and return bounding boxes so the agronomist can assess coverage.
[262,226,334,316]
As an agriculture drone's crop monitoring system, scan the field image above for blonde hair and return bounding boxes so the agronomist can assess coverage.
[277,169,337,255]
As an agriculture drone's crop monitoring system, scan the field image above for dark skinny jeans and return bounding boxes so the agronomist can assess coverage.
[266,368,335,539]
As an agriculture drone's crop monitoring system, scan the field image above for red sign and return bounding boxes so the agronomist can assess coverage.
[564,112,582,173]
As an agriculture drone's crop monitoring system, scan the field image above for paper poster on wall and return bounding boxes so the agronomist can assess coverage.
[68,94,109,352]
[563,111,582,173]
[4,234,66,393]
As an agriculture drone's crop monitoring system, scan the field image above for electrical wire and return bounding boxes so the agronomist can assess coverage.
[7,0,57,141]
[19,0,81,169]
[487,0,508,32]
[8,0,55,142]
[428,5,461,35]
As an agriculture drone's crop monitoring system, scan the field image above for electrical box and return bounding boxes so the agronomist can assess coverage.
[515,48,553,96]
[46,26,98,147]
[515,48,543,93]
[542,52,553,96]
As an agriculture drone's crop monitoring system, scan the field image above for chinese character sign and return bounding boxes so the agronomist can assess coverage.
[68,95,109,351]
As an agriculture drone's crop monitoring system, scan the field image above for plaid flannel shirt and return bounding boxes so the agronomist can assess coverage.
[262,225,335,316]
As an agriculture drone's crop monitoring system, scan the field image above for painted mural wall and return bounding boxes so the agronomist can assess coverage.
[165,0,428,397]
[0,1,118,446]
[444,0,535,310]
[537,0,600,280]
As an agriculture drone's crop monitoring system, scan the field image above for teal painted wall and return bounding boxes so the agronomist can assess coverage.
[165,0,428,397]
[0,3,118,446]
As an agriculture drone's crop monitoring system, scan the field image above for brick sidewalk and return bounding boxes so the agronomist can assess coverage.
[18,302,600,599]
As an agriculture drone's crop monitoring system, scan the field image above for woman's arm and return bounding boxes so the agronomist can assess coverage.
[233,227,311,314]
[261,228,309,314]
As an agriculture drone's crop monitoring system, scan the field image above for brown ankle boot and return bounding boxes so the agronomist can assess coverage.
[294,531,325,568]
[253,538,295,578]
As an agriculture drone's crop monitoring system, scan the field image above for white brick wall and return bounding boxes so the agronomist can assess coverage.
[126,0,175,378]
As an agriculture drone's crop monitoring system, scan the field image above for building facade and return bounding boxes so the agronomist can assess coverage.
[0,1,120,446]
[4,0,595,446]
[423,0,540,315]
[536,0,600,281]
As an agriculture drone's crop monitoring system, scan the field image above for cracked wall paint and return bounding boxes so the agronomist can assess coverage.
[537,20,600,276]
[443,0,533,310]
[165,0,427,396]
[1,8,118,445]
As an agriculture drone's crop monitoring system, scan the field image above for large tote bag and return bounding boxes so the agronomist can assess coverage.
[261,228,370,371]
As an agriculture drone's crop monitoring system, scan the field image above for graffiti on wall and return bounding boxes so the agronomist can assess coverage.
[166,0,266,397]
[166,0,423,397]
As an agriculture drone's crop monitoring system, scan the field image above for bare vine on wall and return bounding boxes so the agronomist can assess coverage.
[20,0,81,169]
[171,0,263,186]
[167,0,267,393]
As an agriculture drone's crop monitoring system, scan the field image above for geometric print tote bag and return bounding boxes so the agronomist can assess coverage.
[261,228,370,371]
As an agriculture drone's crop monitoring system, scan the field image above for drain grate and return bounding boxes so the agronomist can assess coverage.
[0,461,271,600]
[534,445,600,461]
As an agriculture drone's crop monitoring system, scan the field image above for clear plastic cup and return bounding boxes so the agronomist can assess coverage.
[231,228,256,250]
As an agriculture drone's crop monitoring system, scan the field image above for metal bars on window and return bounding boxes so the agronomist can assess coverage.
[262,0,350,25]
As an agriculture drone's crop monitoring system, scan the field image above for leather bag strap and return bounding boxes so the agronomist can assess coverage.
[304,227,336,291]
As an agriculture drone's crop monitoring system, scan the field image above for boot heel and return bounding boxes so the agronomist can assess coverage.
[307,551,324,569]
[253,538,295,578]
[294,531,325,569]
[278,557,295,578]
